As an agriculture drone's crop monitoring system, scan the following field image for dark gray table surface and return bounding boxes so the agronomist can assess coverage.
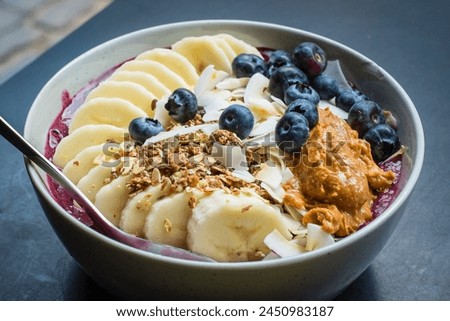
[1,0,449,300]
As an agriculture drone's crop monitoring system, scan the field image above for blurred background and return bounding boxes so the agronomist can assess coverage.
[0,0,112,84]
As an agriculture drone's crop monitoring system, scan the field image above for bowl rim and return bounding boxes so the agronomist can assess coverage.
[24,19,425,269]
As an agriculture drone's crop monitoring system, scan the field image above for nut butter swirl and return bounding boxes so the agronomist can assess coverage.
[284,108,395,237]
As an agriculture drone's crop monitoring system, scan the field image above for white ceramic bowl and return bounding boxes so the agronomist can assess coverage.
[24,20,424,300]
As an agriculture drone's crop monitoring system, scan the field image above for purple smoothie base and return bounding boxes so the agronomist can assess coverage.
[43,54,404,241]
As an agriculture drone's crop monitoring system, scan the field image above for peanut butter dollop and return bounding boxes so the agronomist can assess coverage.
[284,108,395,237]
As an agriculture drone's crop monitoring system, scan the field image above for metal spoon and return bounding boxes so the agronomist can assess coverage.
[0,116,214,262]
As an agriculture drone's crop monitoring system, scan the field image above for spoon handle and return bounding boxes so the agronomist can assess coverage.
[0,117,64,183]
[0,116,213,262]
[0,116,126,235]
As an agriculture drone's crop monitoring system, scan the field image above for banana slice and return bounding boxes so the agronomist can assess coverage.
[85,80,157,116]
[187,189,295,262]
[68,97,147,133]
[215,33,263,57]
[144,191,199,249]
[118,60,189,91]
[120,182,171,237]
[213,37,237,65]
[53,124,127,168]
[62,144,106,184]
[76,164,114,202]
[109,70,171,99]
[136,48,199,86]
[172,35,233,74]
[95,174,133,227]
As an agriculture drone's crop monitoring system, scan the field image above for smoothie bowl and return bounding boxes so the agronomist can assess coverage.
[24,20,423,299]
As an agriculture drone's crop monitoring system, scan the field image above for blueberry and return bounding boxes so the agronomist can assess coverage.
[284,83,320,105]
[275,112,310,153]
[266,63,296,79]
[292,42,327,77]
[265,50,293,78]
[218,104,255,139]
[347,100,385,137]
[269,50,293,66]
[310,74,340,100]
[232,53,266,78]
[285,99,319,129]
[335,88,368,112]
[268,65,309,100]
[165,88,198,123]
[129,117,164,144]
[363,124,400,162]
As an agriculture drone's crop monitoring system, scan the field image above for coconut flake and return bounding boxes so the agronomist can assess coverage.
[264,229,306,258]
[202,110,222,123]
[250,117,279,137]
[231,169,256,183]
[244,132,277,147]
[261,251,280,261]
[284,205,306,222]
[260,181,285,203]
[319,100,349,119]
[197,90,232,107]
[216,77,249,90]
[247,100,280,119]
[195,65,229,94]
[255,161,283,190]
[271,95,287,108]
[290,226,308,239]
[271,95,288,114]
[268,147,287,173]
[244,73,280,118]
[203,96,230,113]
[383,110,398,130]
[281,167,295,184]
[280,213,303,232]
[195,65,230,106]
[244,73,271,101]
[200,123,219,136]
[231,87,246,99]
[210,142,248,171]
[305,223,335,251]
[153,96,174,128]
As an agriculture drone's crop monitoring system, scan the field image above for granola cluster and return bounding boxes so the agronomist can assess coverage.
[118,129,271,202]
